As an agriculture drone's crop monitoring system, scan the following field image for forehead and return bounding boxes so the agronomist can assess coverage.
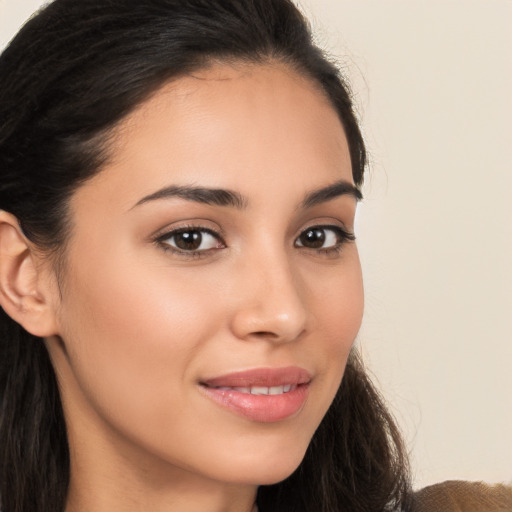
[78,62,353,210]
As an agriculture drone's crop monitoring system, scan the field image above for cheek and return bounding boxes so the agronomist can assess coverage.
[66,240,222,341]
[57,249,226,424]
[299,250,364,413]
[310,250,364,346]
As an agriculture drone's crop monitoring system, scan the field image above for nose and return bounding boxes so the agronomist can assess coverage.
[229,253,308,343]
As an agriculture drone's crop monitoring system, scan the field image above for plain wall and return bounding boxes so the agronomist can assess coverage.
[1,0,511,490]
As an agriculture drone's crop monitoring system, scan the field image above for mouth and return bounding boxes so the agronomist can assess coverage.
[199,367,311,423]
[208,384,297,395]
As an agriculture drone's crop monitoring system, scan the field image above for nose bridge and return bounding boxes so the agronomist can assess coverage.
[230,244,308,342]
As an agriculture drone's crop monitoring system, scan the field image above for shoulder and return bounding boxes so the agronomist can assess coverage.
[412,480,512,512]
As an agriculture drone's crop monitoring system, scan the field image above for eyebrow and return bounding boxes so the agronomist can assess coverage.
[133,185,248,209]
[301,180,362,208]
[132,179,362,210]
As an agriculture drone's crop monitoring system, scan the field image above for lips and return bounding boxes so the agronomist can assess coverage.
[202,366,311,388]
[200,367,311,422]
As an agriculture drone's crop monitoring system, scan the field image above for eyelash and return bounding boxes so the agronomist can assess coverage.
[154,225,225,260]
[154,224,355,259]
[294,224,356,256]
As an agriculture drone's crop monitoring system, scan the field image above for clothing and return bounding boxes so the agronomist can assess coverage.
[413,480,512,512]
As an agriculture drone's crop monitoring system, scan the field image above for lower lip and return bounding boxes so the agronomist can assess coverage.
[201,384,309,423]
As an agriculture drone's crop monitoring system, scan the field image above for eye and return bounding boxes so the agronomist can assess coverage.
[294,225,355,252]
[156,227,225,254]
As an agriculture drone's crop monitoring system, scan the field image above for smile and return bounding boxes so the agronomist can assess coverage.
[200,367,311,422]
[211,384,296,395]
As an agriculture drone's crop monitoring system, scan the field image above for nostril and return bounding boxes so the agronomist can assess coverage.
[252,331,278,338]
[230,289,308,343]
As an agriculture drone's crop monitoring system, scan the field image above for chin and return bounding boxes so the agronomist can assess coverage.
[253,463,303,486]
[210,442,309,486]
[183,397,331,487]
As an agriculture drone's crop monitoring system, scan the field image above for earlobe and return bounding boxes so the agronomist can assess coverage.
[0,211,59,337]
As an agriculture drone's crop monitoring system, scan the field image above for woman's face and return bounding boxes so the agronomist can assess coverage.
[46,63,364,487]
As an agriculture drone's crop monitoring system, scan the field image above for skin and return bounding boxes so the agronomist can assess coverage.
[1,63,364,512]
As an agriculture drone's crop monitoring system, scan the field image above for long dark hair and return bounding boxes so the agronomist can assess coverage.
[0,1,411,511]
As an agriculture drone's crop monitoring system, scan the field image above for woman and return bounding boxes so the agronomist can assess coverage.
[0,1,410,511]
[1,1,508,512]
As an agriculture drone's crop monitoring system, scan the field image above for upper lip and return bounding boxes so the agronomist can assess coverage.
[201,366,312,388]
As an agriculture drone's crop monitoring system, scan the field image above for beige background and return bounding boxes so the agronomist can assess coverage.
[1,0,511,489]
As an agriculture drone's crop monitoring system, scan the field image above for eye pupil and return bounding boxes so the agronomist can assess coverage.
[300,228,325,248]
[175,230,202,250]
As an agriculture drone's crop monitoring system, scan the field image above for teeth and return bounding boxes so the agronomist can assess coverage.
[233,387,251,393]
[214,385,296,395]
[251,386,270,395]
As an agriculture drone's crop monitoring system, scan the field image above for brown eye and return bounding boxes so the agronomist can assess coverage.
[173,230,203,250]
[159,228,223,252]
[298,228,326,249]
[295,225,354,251]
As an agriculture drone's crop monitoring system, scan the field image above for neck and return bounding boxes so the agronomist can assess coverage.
[66,468,258,512]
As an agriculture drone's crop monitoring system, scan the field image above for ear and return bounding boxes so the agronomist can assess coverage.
[0,211,59,337]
